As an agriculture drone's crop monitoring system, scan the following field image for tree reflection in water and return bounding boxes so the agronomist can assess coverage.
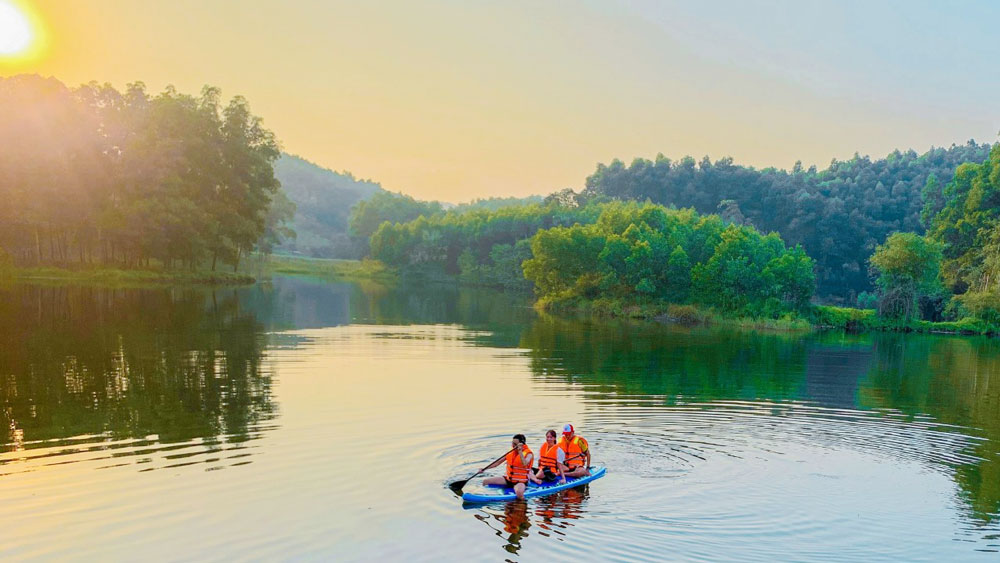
[0,284,275,473]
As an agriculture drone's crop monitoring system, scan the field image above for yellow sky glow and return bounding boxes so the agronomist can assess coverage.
[5,1,999,202]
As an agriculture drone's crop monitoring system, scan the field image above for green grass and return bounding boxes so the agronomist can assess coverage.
[255,255,397,282]
[12,265,256,287]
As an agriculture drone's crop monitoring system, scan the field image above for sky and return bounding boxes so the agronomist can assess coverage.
[2,0,999,202]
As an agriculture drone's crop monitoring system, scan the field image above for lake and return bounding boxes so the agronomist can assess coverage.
[2,275,999,561]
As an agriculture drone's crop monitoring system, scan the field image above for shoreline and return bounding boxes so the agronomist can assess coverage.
[8,266,256,287]
[536,296,999,337]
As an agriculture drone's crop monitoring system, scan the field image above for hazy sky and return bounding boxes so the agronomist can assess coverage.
[3,0,999,201]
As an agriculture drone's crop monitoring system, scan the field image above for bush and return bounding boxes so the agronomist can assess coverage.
[954,292,1000,325]
[667,304,705,326]
[811,305,876,332]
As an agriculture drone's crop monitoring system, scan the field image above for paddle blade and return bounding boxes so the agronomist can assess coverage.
[448,479,469,495]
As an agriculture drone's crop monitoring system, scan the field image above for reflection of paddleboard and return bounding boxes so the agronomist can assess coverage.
[461,466,606,503]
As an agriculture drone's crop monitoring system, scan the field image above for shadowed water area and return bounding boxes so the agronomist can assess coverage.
[2,275,1000,560]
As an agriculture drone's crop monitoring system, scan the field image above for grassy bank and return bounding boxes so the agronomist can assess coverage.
[810,305,1000,336]
[4,255,399,288]
[537,295,1000,336]
[10,265,256,286]
[255,255,397,282]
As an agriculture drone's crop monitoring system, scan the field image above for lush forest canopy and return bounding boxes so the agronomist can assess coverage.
[927,144,1000,294]
[583,143,993,301]
[353,143,1000,331]
[0,74,292,271]
[366,200,602,289]
[364,198,814,316]
[273,153,382,259]
[521,202,815,316]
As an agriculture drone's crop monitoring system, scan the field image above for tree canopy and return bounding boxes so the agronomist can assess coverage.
[0,74,291,271]
[583,143,992,302]
[927,144,1000,294]
[523,202,815,315]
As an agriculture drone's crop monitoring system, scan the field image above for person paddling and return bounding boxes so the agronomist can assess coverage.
[557,424,590,478]
[532,429,566,485]
[482,434,534,500]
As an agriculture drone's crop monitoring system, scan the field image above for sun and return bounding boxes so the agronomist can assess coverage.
[0,0,33,57]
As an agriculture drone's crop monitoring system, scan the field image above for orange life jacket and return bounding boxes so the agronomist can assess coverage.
[558,435,588,469]
[505,445,534,483]
[539,441,559,470]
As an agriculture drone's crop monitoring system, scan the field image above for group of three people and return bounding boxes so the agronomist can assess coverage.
[482,424,591,500]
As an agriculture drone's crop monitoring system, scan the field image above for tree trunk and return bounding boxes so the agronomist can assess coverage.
[212,251,217,272]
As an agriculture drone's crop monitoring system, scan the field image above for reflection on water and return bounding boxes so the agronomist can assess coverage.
[469,486,591,555]
[0,284,275,476]
[2,275,1000,559]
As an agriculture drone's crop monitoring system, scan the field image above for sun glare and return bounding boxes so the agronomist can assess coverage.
[0,0,32,56]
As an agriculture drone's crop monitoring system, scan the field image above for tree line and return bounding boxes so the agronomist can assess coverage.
[582,143,992,301]
[350,143,1000,330]
[0,75,293,272]
[522,201,814,316]
[364,199,602,289]
[358,197,814,316]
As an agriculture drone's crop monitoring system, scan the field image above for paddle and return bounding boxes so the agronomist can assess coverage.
[449,448,514,495]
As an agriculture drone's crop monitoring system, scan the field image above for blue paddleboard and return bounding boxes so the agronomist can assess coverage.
[461,466,606,503]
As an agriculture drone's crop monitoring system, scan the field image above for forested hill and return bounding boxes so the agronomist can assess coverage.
[584,142,994,302]
[274,154,383,258]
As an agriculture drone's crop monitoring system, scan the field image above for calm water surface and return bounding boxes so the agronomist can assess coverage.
[2,276,1000,561]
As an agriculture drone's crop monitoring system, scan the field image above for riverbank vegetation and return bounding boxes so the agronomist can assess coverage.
[583,142,992,302]
[254,255,395,281]
[0,75,294,274]
[9,265,255,286]
[351,143,1000,336]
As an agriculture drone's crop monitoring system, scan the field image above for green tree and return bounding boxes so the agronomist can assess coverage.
[869,232,944,320]
[522,225,606,300]
[665,246,692,302]
[928,145,1000,291]
[348,192,443,245]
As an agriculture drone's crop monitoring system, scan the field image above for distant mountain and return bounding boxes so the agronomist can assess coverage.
[274,153,383,258]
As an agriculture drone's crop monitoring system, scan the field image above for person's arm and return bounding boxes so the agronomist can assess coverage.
[556,448,566,482]
[516,444,531,468]
[484,457,505,470]
[583,439,591,468]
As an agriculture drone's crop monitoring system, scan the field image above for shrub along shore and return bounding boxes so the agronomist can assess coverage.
[537,296,1000,336]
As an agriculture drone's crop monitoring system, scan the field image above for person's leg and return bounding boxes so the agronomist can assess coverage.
[483,476,507,486]
[563,466,590,478]
[514,482,526,500]
[529,469,542,485]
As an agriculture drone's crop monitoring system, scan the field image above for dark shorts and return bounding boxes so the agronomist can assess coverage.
[537,467,557,481]
[504,478,526,488]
